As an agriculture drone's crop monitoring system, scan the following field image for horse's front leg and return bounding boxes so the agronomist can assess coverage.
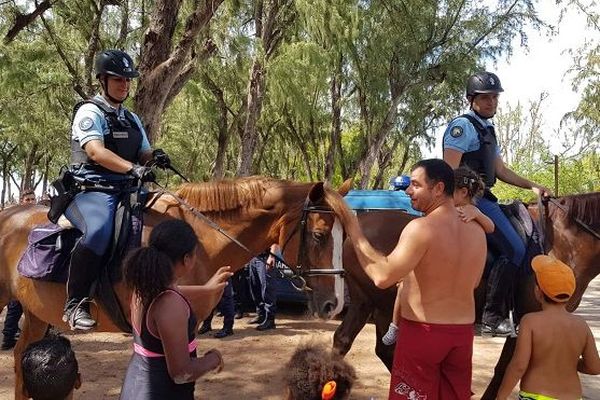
[13,310,49,400]
[480,337,517,400]
[332,299,372,357]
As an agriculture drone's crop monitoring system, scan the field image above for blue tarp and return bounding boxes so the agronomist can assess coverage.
[344,190,421,216]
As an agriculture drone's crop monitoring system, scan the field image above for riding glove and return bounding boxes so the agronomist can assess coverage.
[129,165,155,183]
[152,148,171,169]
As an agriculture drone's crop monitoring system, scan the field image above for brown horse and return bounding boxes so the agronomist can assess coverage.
[311,192,600,399]
[0,176,351,400]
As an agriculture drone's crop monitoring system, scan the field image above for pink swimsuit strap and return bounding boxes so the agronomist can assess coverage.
[133,339,198,358]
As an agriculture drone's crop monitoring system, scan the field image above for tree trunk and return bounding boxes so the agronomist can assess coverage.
[21,143,40,191]
[356,93,403,188]
[237,58,266,176]
[371,135,401,189]
[202,74,230,178]
[324,56,343,183]
[283,109,313,180]
[134,0,224,144]
[0,144,17,209]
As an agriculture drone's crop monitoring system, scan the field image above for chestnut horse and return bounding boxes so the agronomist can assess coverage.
[316,192,600,399]
[0,176,351,400]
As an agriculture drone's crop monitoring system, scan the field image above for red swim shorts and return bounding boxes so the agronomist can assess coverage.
[388,318,474,400]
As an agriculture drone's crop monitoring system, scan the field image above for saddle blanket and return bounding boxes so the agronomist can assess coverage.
[344,190,421,216]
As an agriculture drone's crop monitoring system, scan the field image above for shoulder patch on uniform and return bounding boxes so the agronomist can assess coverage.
[450,126,463,138]
[79,117,94,131]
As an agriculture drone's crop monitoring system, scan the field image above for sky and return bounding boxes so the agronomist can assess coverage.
[429,2,597,158]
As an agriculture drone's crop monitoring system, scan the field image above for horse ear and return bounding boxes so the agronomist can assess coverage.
[338,178,353,197]
[308,182,325,203]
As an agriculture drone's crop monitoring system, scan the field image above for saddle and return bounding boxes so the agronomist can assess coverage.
[17,191,148,332]
[491,200,542,273]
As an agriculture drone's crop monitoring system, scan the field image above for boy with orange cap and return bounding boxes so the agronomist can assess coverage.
[496,255,600,400]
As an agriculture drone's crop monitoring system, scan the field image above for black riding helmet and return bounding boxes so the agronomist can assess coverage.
[94,49,139,79]
[466,71,503,98]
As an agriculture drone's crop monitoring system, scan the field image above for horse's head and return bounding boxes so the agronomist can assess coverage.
[278,179,352,319]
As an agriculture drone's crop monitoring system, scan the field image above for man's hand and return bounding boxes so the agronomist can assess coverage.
[152,148,171,169]
[266,254,276,271]
[128,165,155,182]
[531,184,552,198]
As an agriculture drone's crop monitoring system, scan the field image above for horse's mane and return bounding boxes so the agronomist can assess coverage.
[175,176,273,213]
[558,192,600,230]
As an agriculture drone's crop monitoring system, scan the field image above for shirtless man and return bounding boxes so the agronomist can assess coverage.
[342,159,487,399]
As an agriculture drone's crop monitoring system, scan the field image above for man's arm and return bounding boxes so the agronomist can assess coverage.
[495,157,552,197]
[345,213,428,289]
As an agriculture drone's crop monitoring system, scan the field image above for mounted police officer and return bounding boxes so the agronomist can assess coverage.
[442,71,551,336]
[63,49,171,330]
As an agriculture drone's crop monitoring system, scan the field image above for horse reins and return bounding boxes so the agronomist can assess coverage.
[542,197,600,241]
[149,184,344,291]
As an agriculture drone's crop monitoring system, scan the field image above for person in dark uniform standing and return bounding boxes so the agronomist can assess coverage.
[442,71,552,336]
[248,244,280,331]
[63,49,171,330]
[197,277,235,338]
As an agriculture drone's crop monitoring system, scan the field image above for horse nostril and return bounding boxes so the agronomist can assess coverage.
[322,300,336,315]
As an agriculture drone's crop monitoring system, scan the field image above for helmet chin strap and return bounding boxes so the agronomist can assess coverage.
[468,95,495,119]
[100,76,127,105]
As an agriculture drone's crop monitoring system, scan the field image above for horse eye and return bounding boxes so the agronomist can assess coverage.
[312,231,327,243]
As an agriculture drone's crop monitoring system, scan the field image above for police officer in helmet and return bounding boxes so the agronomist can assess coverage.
[442,71,551,336]
[63,49,171,330]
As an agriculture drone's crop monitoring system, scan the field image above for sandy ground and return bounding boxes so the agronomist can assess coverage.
[1,279,599,400]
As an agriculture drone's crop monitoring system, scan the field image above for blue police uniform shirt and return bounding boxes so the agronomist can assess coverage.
[72,94,151,154]
[443,110,501,156]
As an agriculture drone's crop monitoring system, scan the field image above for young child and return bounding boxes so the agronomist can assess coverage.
[284,343,356,400]
[496,255,600,399]
[120,220,231,400]
[382,166,494,345]
[21,334,81,400]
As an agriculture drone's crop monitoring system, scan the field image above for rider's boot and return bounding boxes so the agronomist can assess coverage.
[63,247,103,330]
[482,257,517,337]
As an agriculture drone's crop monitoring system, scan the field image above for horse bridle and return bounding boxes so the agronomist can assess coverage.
[152,187,345,291]
[274,197,345,290]
[542,197,600,241]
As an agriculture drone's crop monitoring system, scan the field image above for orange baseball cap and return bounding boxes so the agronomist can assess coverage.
[531,255,575,303]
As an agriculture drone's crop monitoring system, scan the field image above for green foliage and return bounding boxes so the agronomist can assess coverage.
[3,0,587,199]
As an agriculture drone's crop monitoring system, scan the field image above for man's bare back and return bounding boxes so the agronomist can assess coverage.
[400,202,486,324]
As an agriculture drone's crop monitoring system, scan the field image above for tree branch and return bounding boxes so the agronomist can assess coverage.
[4,0,57,44]
[39,13,87,98]
[84,0,106,95]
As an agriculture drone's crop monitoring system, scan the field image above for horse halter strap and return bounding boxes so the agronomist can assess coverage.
[545,197,600,241]
[278,197,345,291]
